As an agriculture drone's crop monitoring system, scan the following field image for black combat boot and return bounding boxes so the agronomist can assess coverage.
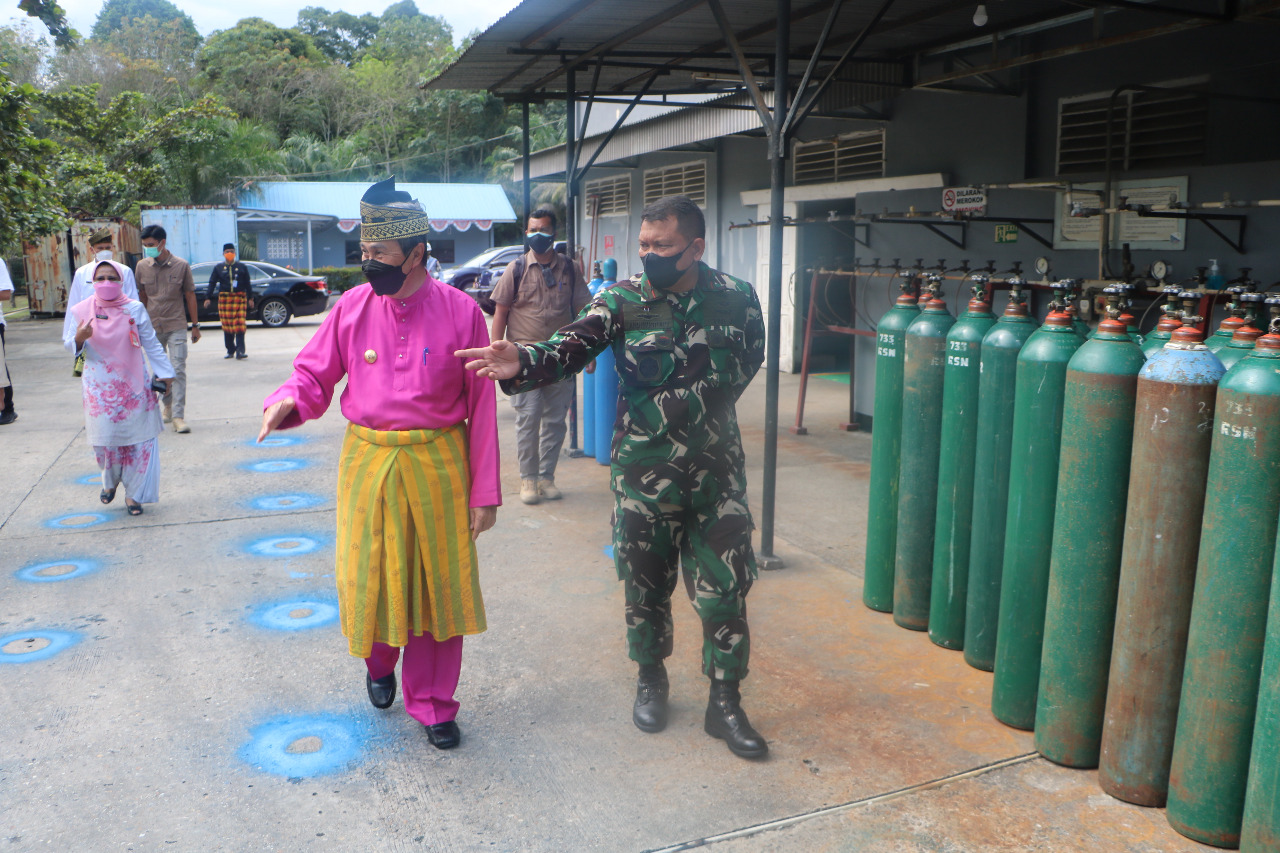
[704,678,768,759]
[632,663,670,733]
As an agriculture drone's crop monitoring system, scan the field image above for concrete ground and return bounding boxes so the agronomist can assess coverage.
[0,309,1215,852]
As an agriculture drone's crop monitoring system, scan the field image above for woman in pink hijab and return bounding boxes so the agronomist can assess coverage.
[62,260,175,516]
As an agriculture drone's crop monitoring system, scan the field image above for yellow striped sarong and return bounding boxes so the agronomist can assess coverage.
[336,422,485,658]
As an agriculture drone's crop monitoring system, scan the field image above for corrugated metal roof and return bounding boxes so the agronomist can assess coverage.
[422,0,1075,97]
[525,58,907,180]
[237,182,517,222]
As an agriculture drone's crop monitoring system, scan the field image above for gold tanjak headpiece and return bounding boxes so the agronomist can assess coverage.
[359,176,431,242]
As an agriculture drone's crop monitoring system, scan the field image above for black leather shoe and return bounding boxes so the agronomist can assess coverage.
[366,672,396,709]
[425,720,460,749]
[633,663,669,733]
[704,678,768,759]
[224,352,234,359]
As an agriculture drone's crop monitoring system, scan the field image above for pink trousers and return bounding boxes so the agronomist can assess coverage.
[364,631,464,725]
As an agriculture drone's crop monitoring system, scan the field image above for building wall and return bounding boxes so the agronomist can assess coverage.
[575,136,768,283]
[574,22,1280,426]
[253,226,497,270]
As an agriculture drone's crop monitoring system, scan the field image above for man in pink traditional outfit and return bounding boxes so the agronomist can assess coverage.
[259,178,500,750]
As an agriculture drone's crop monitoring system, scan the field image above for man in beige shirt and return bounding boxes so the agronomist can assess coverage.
[136,224,201,433]
[490,209,587,504]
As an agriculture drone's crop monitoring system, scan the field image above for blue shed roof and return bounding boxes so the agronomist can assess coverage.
[238,181,517,224]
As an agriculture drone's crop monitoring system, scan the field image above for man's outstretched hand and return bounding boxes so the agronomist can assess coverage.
[258,397,296,442]
[455,340,521,381]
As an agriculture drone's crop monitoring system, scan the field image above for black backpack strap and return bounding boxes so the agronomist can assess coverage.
[511,255,526,301]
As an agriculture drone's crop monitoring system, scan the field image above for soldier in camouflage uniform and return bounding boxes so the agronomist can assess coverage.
[458,195,769,759]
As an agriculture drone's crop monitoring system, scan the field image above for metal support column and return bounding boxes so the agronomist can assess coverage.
[306,220,313,274]
[758,0,790,570]
[522,100,532,226]
[565,69,583,455]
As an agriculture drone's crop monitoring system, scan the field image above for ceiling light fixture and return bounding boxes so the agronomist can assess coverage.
[973,3,989,26]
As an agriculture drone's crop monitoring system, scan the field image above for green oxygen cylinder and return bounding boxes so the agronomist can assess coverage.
[1114,283,1143,346]
[1206,285,1247,355]
[1242,478,1280,851]
[1034,310,1146,767]
[893,274,955,631]
[864,269,922,612]
[1143,286,1185,358]
[964,278,1037,671]
[991,285,1086,730]
[928,278,996,649]
[1065,280,1091,340]
[1099,324,1226,807]
[1166,328,1280,847]
[1216,293,1267,373]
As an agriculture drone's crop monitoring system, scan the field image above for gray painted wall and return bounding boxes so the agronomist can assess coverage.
[574,19,1280,428]
[253,226,497,270]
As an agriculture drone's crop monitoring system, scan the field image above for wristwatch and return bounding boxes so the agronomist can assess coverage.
[189,323,200,330]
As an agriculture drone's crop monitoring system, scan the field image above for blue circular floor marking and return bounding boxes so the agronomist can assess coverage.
[240,714,363,778]
[250,435,307,448]
[249,493,325,512]
[243,459,309,473]
[251,599,339,631]
[77,474,101,486]
[16,559,101,583]
[0,630,81,663]
[45,512,108,530]
[245,535,326,557]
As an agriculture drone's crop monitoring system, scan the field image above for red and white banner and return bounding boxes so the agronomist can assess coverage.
[337,219,360,233]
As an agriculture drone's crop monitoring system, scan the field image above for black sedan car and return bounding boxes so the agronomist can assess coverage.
[437,245,525,292]
[193,261,329,328]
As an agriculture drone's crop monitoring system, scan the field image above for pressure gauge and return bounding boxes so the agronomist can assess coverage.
[1151,260,1169,281]
[1034,256,1050,275]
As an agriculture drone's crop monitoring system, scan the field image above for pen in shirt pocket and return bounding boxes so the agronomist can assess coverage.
[422,346,429,364]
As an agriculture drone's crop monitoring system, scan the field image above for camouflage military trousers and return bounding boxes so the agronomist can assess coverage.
[612,491,757,681]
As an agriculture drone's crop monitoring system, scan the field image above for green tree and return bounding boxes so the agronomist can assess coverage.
[0,71,64,251]
[362,2,451,66]
[90,0,197,44]
[197,18,325,138]
[52,14,200,108]
[296,6,379,66]
[18,0,75,47]
[39,84,236,216]
[0,21,49,87]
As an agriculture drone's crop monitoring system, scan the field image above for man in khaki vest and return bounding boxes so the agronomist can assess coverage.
[488,208,587,504]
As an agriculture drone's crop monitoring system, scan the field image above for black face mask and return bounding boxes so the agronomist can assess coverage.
[525,232,554,255]
[641,244,692,290]
[362,258,408,296]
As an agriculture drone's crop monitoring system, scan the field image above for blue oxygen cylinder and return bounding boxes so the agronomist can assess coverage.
[594,259,620,465]
[582,262,604,458]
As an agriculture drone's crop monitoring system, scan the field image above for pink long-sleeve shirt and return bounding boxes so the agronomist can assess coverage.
[264,278,501,508]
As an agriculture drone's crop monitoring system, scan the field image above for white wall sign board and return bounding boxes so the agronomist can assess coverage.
[1053,177,1189,250]
[942,186,986,212]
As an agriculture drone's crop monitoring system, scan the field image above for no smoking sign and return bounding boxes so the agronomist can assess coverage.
[942,186,986,212]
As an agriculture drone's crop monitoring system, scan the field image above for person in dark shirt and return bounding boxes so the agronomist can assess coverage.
[204,243,255,360]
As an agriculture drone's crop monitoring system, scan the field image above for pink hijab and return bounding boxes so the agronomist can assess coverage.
[70,260,146,386]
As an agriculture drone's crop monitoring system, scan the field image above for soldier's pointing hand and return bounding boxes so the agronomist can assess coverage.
[456,340,521,381]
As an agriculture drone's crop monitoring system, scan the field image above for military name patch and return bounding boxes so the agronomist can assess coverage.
[699,292,749,327]
[622,301,674,333]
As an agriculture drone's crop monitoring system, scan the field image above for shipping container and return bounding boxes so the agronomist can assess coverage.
[23,218,141,315]
[139,206,238,268]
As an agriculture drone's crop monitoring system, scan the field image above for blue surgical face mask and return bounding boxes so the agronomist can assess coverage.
[143,246,160,258]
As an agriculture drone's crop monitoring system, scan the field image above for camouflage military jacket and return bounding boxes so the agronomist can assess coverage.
[503,262,766,505]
